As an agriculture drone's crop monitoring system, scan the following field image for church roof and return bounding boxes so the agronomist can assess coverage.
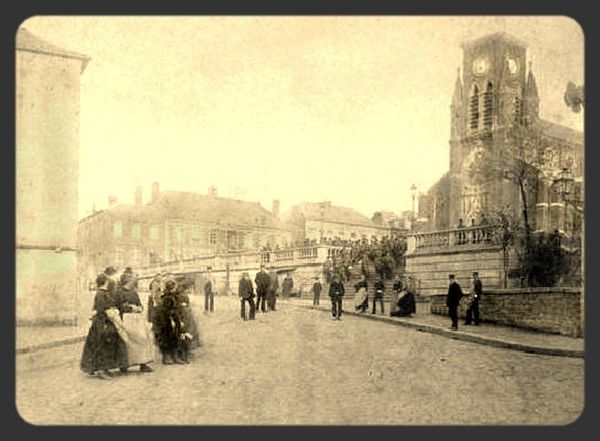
[461,32,527,50]
[16,27,90,73]
[537,119,583,146]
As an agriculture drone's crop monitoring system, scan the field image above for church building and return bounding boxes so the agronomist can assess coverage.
[419,32,583,236]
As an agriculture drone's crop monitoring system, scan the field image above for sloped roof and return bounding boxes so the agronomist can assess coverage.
[537,119,583,146]
[150,191,281,229]
[290,202,380,228]
[16,27,90,73]
[80,191,283,229]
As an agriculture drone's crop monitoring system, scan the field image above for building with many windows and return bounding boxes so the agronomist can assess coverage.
[284,201,392,243]
[77,184,293,289]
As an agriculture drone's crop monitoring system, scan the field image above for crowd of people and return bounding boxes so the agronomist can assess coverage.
[80,266,203,379]
[320,268,483,331]
[322,235,407,283]
[237,266,297,320]
[324,272,417,321]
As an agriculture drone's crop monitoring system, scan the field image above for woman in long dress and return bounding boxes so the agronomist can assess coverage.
[354,277,369,313]
[154,280,187,364]
[118,275,154,373]
[80,274,128,378]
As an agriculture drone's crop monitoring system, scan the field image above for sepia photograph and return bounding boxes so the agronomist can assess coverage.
[15,16,584,425]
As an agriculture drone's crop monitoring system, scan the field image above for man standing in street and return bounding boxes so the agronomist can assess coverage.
[238,272,255,320]
[254,264,270,313]
[282,273,294,298]
[328,274,345,320]
[446,274,464,331]
[465,272,483,326]
[372,277,385,315]
[312,276,323,306]
[204,266,215,314]
[267,269,279,311]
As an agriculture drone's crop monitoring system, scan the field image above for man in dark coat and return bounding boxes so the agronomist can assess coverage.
[465,272,483,326]
[312,277,323,306]
[239,272,256,320]
[282,274,294,298]
[328,274,345,320]
[372,277,385,315]
[267,270,279,311]
[254,265,270,313]
[446,274,464,331]
[204,266,215,313]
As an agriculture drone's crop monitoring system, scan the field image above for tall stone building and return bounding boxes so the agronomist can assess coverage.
[16,28,89,324]
[419,32,583,234]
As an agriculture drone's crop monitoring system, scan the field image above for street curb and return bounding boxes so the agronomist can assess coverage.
[289,302,584,359]
[16,336,85,355]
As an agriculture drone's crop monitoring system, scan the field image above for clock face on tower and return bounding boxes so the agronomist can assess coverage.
[506,56,518,75]
[472,57,489,75]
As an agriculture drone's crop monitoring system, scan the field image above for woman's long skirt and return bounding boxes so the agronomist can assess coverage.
[80,313,128,374]
[121,312,155,366]
[354,287,369,311]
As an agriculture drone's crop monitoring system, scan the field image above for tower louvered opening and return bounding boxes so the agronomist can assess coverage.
[469,85,479,130]
[483,82,493,130]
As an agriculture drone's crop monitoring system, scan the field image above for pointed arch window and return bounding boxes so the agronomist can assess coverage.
[514,96,523,124]
[483,82,493,130]
[469,85,479,130]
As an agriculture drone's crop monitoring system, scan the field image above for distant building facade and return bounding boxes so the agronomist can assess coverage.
[418,33,583,234]
[284,201,391,243]
[78,185,293,287]
[16,28,89,324]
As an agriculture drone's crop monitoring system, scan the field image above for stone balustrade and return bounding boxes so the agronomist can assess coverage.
[407,225,497,255]
[138,245,337,277]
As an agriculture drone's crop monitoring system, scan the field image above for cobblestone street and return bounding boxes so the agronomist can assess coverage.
[16,296,584,425]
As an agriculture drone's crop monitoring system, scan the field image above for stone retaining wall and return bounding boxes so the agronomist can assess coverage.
[429,288,583,337]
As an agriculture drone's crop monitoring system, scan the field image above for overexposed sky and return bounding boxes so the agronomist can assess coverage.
[21,16,584,220]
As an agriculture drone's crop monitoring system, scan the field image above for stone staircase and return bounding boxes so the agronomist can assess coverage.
[343,261,404,302]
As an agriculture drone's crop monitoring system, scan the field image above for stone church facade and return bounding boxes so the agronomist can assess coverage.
[419,33,583,235]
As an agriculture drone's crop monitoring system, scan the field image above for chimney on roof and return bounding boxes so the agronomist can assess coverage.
[151,182,160,202]
[208,186,218,197]
[272,199,280,219]
[134,186,143,206]
[108,195,118,207]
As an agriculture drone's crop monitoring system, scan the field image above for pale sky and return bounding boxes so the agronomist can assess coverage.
[21,16,584,221]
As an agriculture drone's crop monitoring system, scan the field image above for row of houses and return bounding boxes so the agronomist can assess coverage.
[77,184,411,287]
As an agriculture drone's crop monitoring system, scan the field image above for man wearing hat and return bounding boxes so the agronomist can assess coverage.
[254,264,270,313]
[238,272,255,320]
[204,267,215,313]
[446,274,464,331]
[465,272,483,326]
[267,268,279,311]
[312,276,323,306]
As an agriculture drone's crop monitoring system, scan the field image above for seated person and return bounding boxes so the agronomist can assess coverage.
[392,289,416,317]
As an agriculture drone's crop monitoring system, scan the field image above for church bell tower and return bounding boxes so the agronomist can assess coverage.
[448,32,536,227]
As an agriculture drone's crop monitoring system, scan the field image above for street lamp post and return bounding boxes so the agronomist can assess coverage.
[410,184,417,230]
[554,167,575,238]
